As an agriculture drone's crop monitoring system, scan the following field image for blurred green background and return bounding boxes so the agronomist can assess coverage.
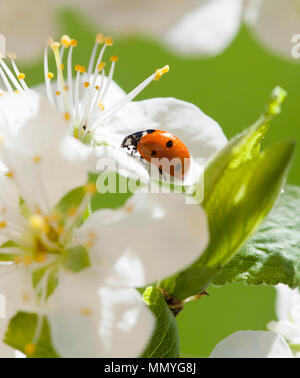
[23,10,300,357]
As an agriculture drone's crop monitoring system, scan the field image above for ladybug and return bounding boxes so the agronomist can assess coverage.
[121,129,191,179]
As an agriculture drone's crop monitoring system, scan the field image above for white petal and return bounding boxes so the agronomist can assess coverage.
[275,284,300,322]
[0,92,97,212]
[291,303,300,327]
[0,174,24,242]
[164,0,243,56]
[245,0,300,59]
[209,331,294,358]
[95,145,150,184]
[61,0,201,37]
[98,97,227,162]
[268,320,300,344]
[0,91,66,147]
[47,269,154,358]
[0,264,34,358]
[76,191,209,286]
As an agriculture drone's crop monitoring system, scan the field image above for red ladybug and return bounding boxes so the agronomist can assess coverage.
[121,129,191,179]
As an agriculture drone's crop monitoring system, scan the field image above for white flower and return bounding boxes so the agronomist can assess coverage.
[162,0,300,59]
[1,0,299,61]
[209,330,294,358]
[163,0,300,59]
[0,64,212,356]
[3,30,225,264]
[0,91,155,358]
[268,284,300,357]
[38,35,226,186]
[0,31,226,215]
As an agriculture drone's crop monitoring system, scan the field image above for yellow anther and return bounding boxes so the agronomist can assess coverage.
[33,155,42,164]
[47,72,54,80]
[24,343,36,356]
[64,112,70,121]
[29,214,47,231]
[18,73,26,80]
[154,65,170,81]
[84,82,90,88]
[85,183,97,195]
[22,255,32,267]
[97,62,106,71]
[98,103,105,111]
[50,41,61,51]
[105,36,114,46]
[57,225,65,236]
[22,291,31,302]
[5,171,14,179]
[161,65,170,74]
[64,85,69,91]
[68,206,78,217]
[46,212,61,223]
[75,65,86,73]
[60,35,71,48]
[14,90,20,94]
[0,221,7,229]
[70,39,78,47]
[61,63,64,70]
[110,55,119,63]
[96,33,105,44]
[124,204,134,214]
[95,85,100,91]
[35,251,47,263]
[56,91,61,96]
[80,307,92,317]
[84,241,94,249]
[88,231,97,240]
[14,256,22,266]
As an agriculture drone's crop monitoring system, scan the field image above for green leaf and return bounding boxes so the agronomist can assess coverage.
[160,88,294,300]
[89,173,135,211]
[214,185,300,287]
[141,287,180,358]
[4,312,59,358]
[63,245,90,273]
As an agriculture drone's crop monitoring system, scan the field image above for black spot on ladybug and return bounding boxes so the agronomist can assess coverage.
[146,129,156,134]
[166,140,174,148]
[83,125,87,130]
[151,150,157,156]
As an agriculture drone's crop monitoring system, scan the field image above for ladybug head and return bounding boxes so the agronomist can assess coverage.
[121,129,156,149]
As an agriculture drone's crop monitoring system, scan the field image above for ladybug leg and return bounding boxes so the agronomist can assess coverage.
[158,167,168,181]
[130,146,138,157]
